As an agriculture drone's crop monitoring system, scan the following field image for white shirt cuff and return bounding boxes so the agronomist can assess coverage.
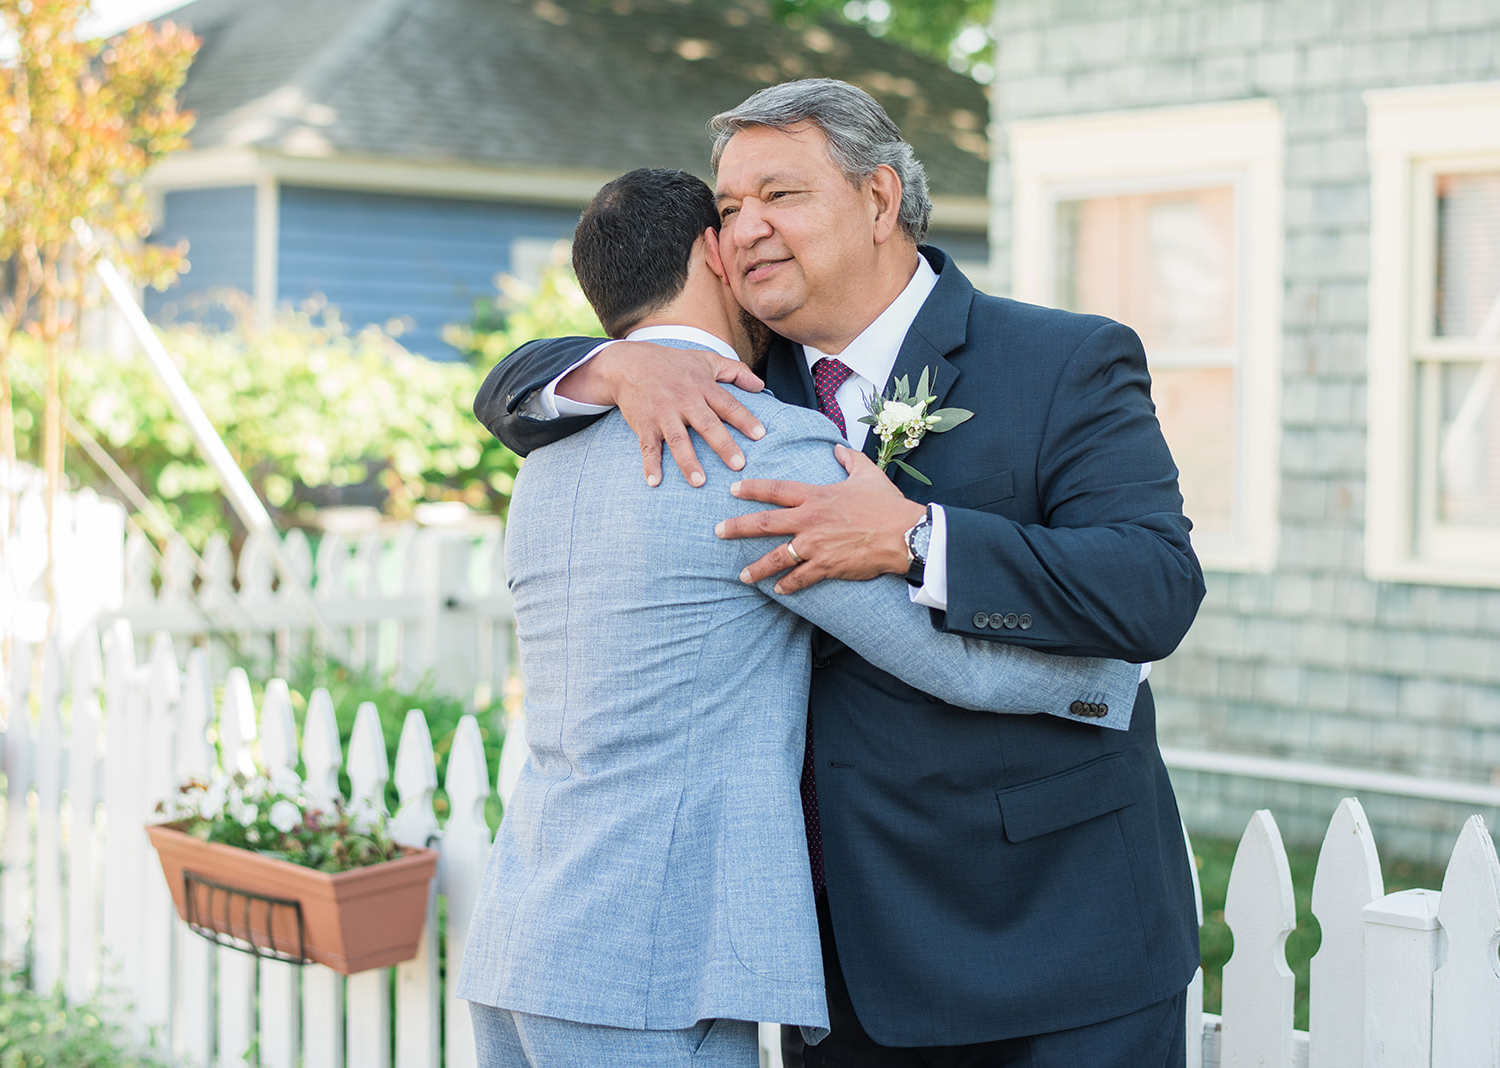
[518,341,617,420]
[908,504,949,610]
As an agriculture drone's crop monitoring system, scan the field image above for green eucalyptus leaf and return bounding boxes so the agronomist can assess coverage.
[893,458,932,485]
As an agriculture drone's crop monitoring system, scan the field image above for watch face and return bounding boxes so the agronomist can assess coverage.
[907,517,932,562]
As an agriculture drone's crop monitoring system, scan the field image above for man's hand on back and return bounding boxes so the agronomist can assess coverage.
[568,342,766,487]
[716,446,926,593]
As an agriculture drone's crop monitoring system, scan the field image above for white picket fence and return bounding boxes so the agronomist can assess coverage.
[2,626,1500,1066]
[1,482,516,702]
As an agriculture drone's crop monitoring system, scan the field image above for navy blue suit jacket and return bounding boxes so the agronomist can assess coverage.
[473,247,1206,1044]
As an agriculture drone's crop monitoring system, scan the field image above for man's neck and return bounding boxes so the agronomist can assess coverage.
[797,245,922,355]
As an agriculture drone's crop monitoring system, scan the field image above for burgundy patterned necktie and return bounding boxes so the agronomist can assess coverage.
[803,356,854,895]
[811,357,854,437]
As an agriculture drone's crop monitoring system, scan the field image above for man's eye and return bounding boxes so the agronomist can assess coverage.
[720,206,738,220]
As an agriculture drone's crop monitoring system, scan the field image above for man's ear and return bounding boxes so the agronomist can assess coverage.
[704,227,730,282]
[869,164,903,245]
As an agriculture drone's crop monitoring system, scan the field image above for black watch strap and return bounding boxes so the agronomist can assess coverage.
[904,506,932,588]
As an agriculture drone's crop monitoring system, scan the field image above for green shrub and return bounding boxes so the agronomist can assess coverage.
[11,304,521,548]
[0,973,175,1068]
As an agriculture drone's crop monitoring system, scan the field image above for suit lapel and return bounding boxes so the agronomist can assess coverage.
[864,248,974,471]
[763,336,815,409]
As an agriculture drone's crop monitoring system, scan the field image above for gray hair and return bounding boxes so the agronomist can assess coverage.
[709,78,932,245]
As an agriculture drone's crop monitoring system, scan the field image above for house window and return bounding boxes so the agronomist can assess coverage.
[1367,84,1500,586]
[1007,101,1283,571]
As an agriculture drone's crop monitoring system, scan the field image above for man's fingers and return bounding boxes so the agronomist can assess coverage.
[727,478,814,509]
[638,436,664,488]
[833,444,875,476]
[736,544,797,586]
[661,422,707,487]
[715,360,765,395]
[686,407,747,473]
[715,507,795,542]
[706,386,765,443]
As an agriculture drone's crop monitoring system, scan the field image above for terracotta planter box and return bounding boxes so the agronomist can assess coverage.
[146,822,438,975]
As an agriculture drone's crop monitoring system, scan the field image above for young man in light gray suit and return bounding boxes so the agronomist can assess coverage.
[456,167,1143,1068]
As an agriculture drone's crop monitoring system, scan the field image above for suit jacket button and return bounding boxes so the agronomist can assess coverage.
[988,613,1008,629]
[1018,613,1034,629]
[813,656,830,669]
[1095,702,1108,716]
[1003,613,1020,629]
[1069,700,1086,715]
[973,612,991,629]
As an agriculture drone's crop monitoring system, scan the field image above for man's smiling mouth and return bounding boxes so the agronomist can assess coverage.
[745,257,788,281]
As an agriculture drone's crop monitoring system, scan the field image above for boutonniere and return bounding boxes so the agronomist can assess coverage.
[858,366,973,485]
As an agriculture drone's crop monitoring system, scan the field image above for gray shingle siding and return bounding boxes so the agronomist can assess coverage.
[992,0,1500,856]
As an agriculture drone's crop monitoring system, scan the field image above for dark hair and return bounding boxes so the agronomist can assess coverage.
[571,168,720,338]
[709,78,932,245]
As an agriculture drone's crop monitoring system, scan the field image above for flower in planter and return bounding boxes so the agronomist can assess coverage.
[156,770,400,873]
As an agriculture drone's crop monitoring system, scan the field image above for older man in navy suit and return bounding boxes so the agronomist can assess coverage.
[476,79,1205,1068]
[458,167,1144,1068]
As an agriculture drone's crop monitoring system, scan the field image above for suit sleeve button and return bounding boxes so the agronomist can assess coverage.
[1096,703,1108,716]
[973,612,991,629]
[988,613,1007,629]
[1069,700,1086,715]
[1003,613,1019,629]
[1018,613,1033,629]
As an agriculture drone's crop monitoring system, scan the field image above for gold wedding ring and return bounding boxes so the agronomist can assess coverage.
[786,542,804,565]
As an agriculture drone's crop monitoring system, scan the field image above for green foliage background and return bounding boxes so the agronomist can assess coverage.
[11,303,521,547]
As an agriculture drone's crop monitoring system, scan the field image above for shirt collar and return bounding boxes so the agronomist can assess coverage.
[803,254,938,386]
[627,324,740,362]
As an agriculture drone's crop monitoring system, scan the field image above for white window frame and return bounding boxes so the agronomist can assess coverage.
[1367,82,1500,588]
[1006,100,1283,573]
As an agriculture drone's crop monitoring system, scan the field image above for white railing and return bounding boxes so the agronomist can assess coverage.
[2,628,1499,1066]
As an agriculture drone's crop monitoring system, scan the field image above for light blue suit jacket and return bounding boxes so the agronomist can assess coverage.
[456,359,1141,1036]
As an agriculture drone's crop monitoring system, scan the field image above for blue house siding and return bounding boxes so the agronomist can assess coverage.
[146,186,257,323]
[276,187,581,360]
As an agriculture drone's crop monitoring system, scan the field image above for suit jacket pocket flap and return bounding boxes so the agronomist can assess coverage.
[995,753,1136,843]
[914,470,1015,510]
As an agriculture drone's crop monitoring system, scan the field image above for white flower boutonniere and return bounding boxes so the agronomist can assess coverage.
[858,366,973,485]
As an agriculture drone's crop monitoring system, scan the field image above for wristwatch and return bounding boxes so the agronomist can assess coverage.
[904,505,933,588]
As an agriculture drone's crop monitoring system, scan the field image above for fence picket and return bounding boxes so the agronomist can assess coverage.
[65,632,102,1004]
[138,637,181,1043]
[99,622,138,1000]
[1183,821,1205,1068]
[1221,809,1296,1067]
[174,649,217,1066]
[256,678,303,1068]
[32,641,64,993]
[1432,816,1500,1065]
[1309,798,1383,1068]
[280,529,315,673]
[393,709,440,1068]
[346,702,394,1068]
[441,714,492,1068]
[217,668,259,1066]
[301,687,346,1068]
[2,640,33,969]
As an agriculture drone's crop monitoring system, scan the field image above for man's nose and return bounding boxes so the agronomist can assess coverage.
[731,198,772,243]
